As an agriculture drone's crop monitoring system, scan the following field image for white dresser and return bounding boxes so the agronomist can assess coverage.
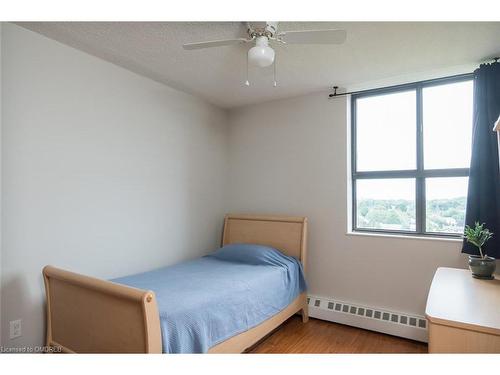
[426,267,500,353]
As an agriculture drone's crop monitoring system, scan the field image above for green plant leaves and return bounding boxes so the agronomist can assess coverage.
[463,222,494,258]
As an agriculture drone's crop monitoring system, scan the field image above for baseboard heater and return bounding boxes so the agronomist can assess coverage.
[307,295,428,343]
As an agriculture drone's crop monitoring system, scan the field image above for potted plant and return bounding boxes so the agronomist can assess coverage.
[463,222,496,279]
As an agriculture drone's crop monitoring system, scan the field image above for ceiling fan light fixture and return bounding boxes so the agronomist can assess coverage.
[248,36,275,68]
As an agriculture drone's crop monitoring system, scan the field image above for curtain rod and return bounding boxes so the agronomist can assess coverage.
[327,72,475,99]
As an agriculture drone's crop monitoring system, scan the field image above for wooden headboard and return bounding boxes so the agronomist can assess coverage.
[221,214,308,271]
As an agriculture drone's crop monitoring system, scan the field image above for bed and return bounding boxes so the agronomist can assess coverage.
[42,214,308,353]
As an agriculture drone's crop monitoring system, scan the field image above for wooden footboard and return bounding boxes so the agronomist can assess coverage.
[43,265,162,353]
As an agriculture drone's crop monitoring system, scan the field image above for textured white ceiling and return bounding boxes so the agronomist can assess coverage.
[17,22,500,108]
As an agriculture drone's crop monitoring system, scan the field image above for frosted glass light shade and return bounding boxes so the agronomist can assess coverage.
[248,36,275,68]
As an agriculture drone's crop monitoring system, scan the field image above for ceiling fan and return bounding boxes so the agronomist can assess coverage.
[183,22,346,86]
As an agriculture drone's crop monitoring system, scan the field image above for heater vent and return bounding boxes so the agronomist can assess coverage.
[307,295,428,339]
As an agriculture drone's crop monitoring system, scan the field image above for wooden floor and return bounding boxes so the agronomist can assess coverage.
[249,316,428,353]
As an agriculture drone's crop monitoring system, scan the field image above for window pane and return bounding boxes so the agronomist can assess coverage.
[356,179,416,231]
[426,177,468,234]
[423,80,473,169]
[356,90,416,171]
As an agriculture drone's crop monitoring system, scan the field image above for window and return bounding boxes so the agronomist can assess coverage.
[351,75,473,237]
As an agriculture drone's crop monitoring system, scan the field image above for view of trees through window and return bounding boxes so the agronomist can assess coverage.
[357,196,466,234]
[353,78,472,236]
[357,199,416,231]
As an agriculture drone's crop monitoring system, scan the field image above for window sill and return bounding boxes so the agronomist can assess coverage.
[346,230,463,243]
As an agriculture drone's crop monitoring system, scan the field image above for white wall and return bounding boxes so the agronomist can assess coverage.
[1,24,229,348]
[227,92,468,317]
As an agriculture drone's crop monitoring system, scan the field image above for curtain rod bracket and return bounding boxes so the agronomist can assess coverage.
[328,86,339,98]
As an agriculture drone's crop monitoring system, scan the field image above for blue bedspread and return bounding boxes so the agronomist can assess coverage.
[112,244,306,353]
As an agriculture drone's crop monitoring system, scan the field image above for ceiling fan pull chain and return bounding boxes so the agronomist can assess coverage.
[245,50,250,86]
[273,53,277,87]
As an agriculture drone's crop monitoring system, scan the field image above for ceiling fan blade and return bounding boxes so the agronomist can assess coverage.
[183,38,251,50]
[279,29,346,44]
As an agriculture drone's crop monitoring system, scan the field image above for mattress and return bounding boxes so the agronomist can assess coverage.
[113,244,306,353]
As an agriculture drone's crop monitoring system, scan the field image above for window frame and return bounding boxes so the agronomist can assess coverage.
[351,74,473,238]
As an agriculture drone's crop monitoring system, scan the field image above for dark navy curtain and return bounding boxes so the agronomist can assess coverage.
[462,61,500,258]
